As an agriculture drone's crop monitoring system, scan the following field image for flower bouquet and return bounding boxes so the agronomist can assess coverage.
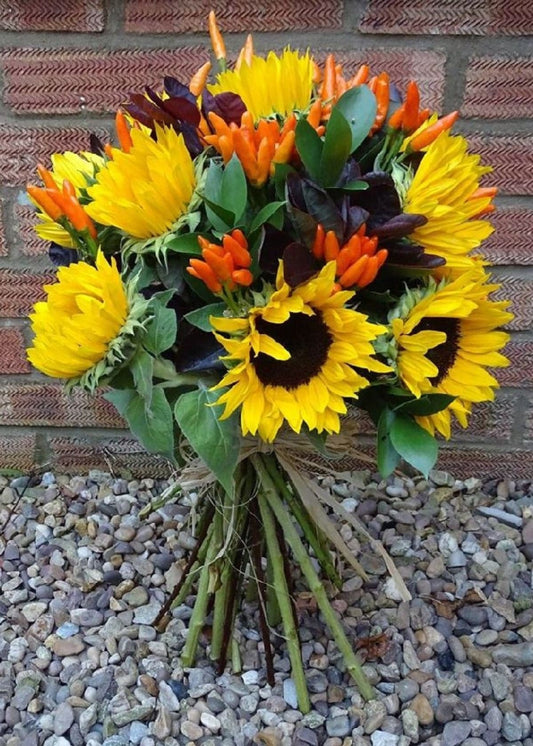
[25,13,512,708]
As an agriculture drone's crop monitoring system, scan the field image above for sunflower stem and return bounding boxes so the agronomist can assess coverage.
[181,523,219,667]
[209,507,227,662]
[257,478,311,714]
[263,455,342,588]
[253,453,375,702]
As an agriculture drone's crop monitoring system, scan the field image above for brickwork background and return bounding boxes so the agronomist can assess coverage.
[0,0,531,477]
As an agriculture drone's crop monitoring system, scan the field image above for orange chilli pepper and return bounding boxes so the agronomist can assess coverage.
[408,111,459,151]
[232,268,254,286]
[338,255,369,288]
[27,185,64,221]
[115,110,133,153]
[312,224,326,260]
[36,164,57,190]
[187,260,222,294]
[369,73,390,135]
[402,81,420,133]
[388,105,404,130]
[223,234,252,267]
[208,10,226,61]
[324,231,340,262]
[189,61,212,96]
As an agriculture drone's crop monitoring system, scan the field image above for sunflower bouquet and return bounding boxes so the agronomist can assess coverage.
[25,13,512,707]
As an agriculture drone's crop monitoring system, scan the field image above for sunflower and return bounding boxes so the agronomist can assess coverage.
[208,49,313,122]
[402,130,495,268]
[27,252,130,382]
[86,124,195,240]
[390,270,513,438]
[211,261,391,441]
[32,151,103,248]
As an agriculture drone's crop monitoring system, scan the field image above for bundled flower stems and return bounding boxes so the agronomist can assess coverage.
[25,11,512,708]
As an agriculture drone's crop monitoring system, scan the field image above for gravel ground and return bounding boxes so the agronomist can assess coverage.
[0,468,532,746]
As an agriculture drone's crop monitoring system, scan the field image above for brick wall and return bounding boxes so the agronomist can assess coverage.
[0,0,531,477]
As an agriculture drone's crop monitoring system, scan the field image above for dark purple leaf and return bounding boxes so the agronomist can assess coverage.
[172,328,225,373]
[282,242,319,288]
[49,243,78,267]
[89,133,105,156]
[159,96,201,126]
[203,91,246,125]
[259,226,292,275]
[163,76,196,105]
[369,213,427,239]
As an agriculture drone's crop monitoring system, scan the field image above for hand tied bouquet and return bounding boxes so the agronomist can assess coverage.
[25,13,513,706]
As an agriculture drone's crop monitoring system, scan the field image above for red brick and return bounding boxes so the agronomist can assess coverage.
[125,0,342,33]
[0,433,37,471]
[0,127,108,188]
[463,56,533,120]
[359,0,533,36]
[0,0,104,32]
[437,447,532,479]
[468,134,533,196]
[523,400,533,441]
[0,268,54,318]
[451,395,515,442]
[491,275,532,331]
[0,384,125,428]
[14,203,49,258]
[0,329,31,374]
[327,50,445,111]
[1,47,208,115]
[48,436,173,478]
[498,340,533,388]
[483,208,533,265]
[0,203,7,257]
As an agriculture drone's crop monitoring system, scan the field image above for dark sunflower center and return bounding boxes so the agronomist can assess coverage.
[412,317,461,385]
[252,312,332,389]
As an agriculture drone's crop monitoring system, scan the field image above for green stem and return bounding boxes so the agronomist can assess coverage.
[253,454,374,702]
[209,507,227,661]
[263,456,342,588]
[257,485,311,714]
[180,524,219,667]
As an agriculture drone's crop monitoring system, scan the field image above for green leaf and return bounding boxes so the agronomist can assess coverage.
[130,349,154,408]
[249,201,286,233]
[143,304,177,355]
[174,385,240,496]
[184,270,219,303]
[295,118,323,181]
[165,233,204,255]
[184,302,227,332]
[334,86,377,153]
[394,393,455,416]
[221,154,248,223]
[390,414,438,477]
[319,107,353,187]
[103,388,135,418]
[202,194,235,232]
[337,180,369,192]
[377,408,400,477]
[105,387,175,459]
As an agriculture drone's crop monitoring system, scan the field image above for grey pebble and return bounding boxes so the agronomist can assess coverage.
[442,721,472,746]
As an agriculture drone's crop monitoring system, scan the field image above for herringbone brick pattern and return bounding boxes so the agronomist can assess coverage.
[0,0,531,475]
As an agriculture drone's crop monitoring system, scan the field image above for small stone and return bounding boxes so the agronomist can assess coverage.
[56,622,79,639]
[200,712,221,732]
[490,672,511,701]
[447,549,467,568]
[401,709,419,741]
[181,720,203,740]
[52,636,85,656]
[484,706,503,732]
[396,679,418,703]
[515,685,533,713]
[79,703,98,736]
[476,506,523,528]
[442,721,472,746]
[123,587,149,607]
[12,685,35,709]
[133,603,161,624]
[70,609,104,627]
[283,679,298,709]
[22,602,48,622]
[113,705,153,727]
[492,642,533,666]
[523,519,533,543]
[383,577,404,602]
[435,701,454,724]
[325,715,351,738]
[240,694,259,714]
[410,693,434,726]
[158,681,181,712]
[502,711,523,742]
[370,732,399,746]
[426,555,445,578]
[364,700,387,734]
[475,629,497,646]
[152,706,172,739]
[53,702,74,736]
